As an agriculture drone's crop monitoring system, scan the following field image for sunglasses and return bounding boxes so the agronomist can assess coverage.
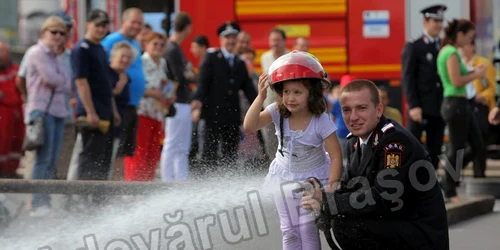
[49,30,66,36]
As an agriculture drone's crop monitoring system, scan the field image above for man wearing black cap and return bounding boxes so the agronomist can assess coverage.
[71,9,118,188]
[191,21,257,171]
[401,4,447,170]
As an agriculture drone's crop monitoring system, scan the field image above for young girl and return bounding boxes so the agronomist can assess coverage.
[243,51,343,250]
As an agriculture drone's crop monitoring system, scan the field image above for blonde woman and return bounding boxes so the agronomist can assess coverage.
[124,32,172,181]
[108,41,135,180]
[26,16,71,216]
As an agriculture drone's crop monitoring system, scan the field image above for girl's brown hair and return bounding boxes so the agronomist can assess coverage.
[272,79,327,118]
[442,19,475,47]
[144,31,167,44]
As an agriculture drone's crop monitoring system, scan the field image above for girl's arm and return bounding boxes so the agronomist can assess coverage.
[324,132,343,192]
[447,54,484,88]
[243,74,273,133]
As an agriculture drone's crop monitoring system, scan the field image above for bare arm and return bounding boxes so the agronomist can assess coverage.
[447,54,481,88]
[324,132,343,190]
[243,74,273,133]
[75,78,97,116]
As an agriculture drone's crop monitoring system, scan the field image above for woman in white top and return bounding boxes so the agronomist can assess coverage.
[124,32,173,181]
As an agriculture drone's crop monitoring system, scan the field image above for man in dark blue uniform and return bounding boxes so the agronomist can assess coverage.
[302,80,449,250]
[401,4,447,170]
[191,22,257,171]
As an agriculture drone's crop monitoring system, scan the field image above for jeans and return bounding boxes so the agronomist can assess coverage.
[440,97,486,198]
[161,103,192,182]
[30,111,65,209]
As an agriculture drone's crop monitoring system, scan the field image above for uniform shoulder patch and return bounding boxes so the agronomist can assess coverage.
[346,132,353,139]
[381,123,395,133]
[80,41,89,49]
[383,142,405,169]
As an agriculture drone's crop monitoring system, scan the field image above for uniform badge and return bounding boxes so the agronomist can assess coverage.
[373,133,379,147]
[383,142,405,168]
[385,153,401,169]
[426,53,433,61]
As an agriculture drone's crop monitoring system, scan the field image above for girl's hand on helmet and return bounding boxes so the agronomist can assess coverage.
[258,73,270,100]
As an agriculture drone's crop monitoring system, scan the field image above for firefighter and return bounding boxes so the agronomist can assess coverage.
[302,80,449,250]
[401,4,447,170]
[191,21,257,171]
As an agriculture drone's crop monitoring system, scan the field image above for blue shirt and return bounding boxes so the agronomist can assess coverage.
[101,32,145,107]
[71,39,113,120]
[330,99,350,139]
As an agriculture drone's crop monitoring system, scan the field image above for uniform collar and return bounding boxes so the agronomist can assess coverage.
[220,47,234,60]
[423,31,439,43]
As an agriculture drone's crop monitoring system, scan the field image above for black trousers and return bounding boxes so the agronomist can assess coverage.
[330,218,416,250]
[408,113,445,169]
[77,127,114,181]
[201,121,240,170]
[440,97,486,198]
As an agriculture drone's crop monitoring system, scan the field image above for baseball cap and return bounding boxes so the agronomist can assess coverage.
[87,9,110,24]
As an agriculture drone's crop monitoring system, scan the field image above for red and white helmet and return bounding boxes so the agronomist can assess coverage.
[268,50,330,90]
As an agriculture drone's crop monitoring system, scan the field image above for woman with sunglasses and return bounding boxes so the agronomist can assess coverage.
[26,16,72,216]
[124,32,173,181]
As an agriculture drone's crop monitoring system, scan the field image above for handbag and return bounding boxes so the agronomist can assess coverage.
[22,90,55,151]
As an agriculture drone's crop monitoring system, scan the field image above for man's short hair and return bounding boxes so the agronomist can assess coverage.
[174,12,192,32]
[193,35,209,48]
[342,79,380,106]
[269,28,286,40]
[122,7,143,21]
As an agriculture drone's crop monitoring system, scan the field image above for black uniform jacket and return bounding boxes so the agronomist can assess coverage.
[327,116,449,250]
[402,35,443,117]
[193,49,257,125]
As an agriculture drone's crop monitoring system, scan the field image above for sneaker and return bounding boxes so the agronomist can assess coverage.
[29,205,51,217]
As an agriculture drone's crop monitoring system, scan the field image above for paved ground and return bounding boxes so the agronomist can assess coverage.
[449,200,500,250]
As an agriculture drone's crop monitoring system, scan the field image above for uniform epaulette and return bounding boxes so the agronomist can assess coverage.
[80,41,89,49]
[346,132,354,139]
[381,123,395,134]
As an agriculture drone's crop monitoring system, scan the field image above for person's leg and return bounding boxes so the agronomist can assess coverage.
[273,190,307,250]
[172,104,192,181]
[161,103,192,182]
[0,106,15,177]
[5,107,25,178]
[78,128,114,181]
[423,116,445,170]
[145,119,163,181]
[200,121,221,173]
[440,98,469,200]
[31,113,57,210]
[467,108,487,177]
[220,123,240,167]
[124,115,150,181]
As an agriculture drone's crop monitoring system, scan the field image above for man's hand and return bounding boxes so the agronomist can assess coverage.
[41,79,56,89]
[489,107,500,125]
[113,111,121,127]
[191,100,202,110]
[87,113,100,128]
[302,178,324,216]
[192,108,201,122]
[409,107,423,123]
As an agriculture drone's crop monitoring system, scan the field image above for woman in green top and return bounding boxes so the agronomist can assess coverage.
[437,19,487,203]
